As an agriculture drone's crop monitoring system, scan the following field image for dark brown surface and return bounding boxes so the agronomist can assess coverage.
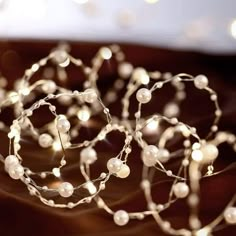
[0,40,236,236]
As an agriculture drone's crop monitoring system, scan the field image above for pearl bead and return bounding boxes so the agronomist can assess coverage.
[5,155,19,171]
[113,210,129,226]
[38,133,53,148]
[8,164,24,180]
[156,148,170,163]
[42,81,57,94]
[118,62,133,79]
[80,147,97,164]
[194,75,208,89]
[142,145,158,167]
[107,158,123,173]
[83,89,97,103]
[200,143,219,163]
[56,117,70,133]
[117,164,130,178]
[224,207,236,224]
[136,88,152,104]
[58,182,74,198]
[173,182,189,198]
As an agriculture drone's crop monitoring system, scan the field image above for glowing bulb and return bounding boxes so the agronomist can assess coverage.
[85,181,97,194]
[77,106,91,122]
[52,141,62,151]
[100,47,112,60]
[230,19,236,39]
[52,168,61,177]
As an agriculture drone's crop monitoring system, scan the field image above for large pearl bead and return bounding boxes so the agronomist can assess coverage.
[107,158,123,173]
[56,117,71,133]
[8,164,24,180]
[224,207,236,224]
[80,147,97,164]
[156,148,170,163]
[42,81,57,94]
[136,88,152,104]
[117,164,130,178]
[173,182,189,198]
[142,145,158,167]
[194,75,208,89]
[38,133,53,148]
[83,89,97,103]
[113,210,129,226]
[5,155,19,171]
[58,182,74,198]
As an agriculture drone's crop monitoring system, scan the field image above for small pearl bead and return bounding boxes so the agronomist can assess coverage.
[42,81,57,94]
[156,148,170,163]
[194,75,208,89]
[113,210,129,226]
[142,145,158,167]
[38,133,53,148]
[136,88,152,104]
[83,89,97,103]
[80,147,97,164]
[224,207,236,224]
[118,62,133,79]
[8,164,24,180]
[173,182,189,198]
[56,117,70,133]
[117,164,130,178]
[5,155,19,171]
[107,158,123,173]
[58,182,74,198]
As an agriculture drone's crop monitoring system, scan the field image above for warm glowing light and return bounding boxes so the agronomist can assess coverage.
[52,141,62,151]
[77,106,91,122]
[85,181,97,194]
[230,19,236,39]
[145,0,159,4]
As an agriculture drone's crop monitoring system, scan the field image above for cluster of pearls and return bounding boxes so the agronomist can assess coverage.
[0,43,235,236]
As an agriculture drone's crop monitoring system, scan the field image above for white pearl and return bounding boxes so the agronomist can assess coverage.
[5,155,19,171]
[142,145,158,167]
[173,182,189,198]
[8,164,24,180]
[42,81,57,94]
[83,89,97,103]
[80,147,97,164]
[200,143,219,163]
[58,182,74,198]
[56,117,70,133]
[156,148,170,163]
[38,133,53,148]
[136,88,152,104]
[118,62,133,79]
[224,207,236,224]
[194,75,208,89]
[107,158,123,173]
[113,210,129,226]
[117,164,130,178]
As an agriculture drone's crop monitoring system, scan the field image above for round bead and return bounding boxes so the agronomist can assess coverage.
[42,81,57,94]
[142,145,158,167]
[194,75,208,89]
[56,117,70,133]
[173,182,189,198]
[200,143,219,163]
[8,164,24,180]
[83,89,97,103]
[107,158,123,173]
[38,133,53,148]
[58,182,74,198]
[224,207,236,224]
[117,164,130,178]
[80,147,97,164]
[136,88,152,104]
[5,155,19,171]
[113,210,129,226]
[156,148,170,163]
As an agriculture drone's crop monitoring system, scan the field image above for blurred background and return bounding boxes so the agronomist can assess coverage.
[0,0,236,54]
